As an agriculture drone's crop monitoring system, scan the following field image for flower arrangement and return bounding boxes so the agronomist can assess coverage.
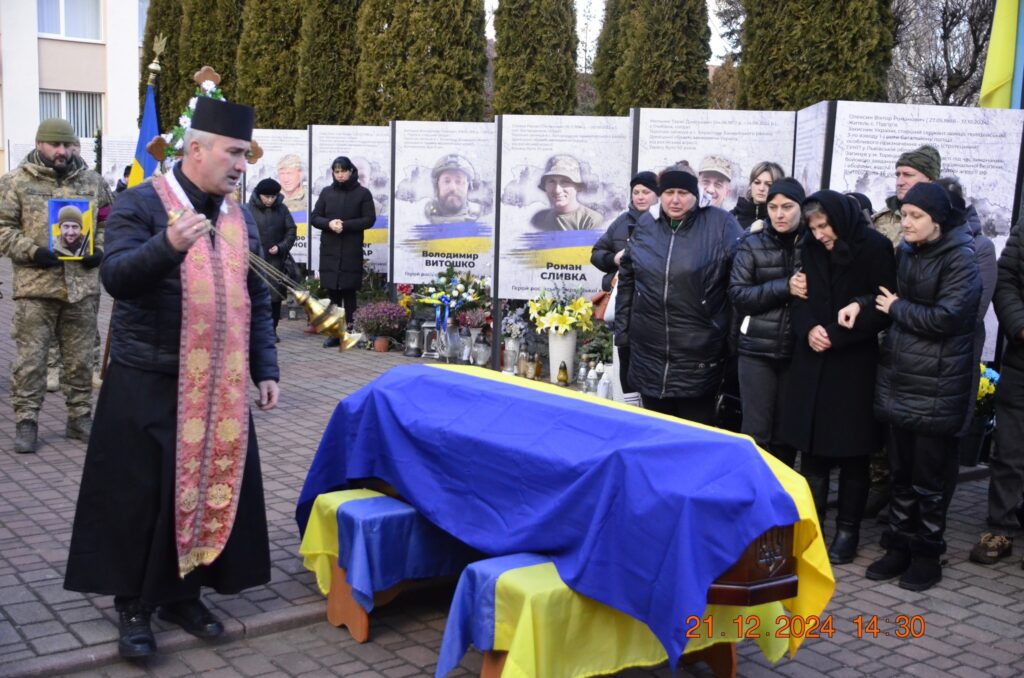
[457,308,490,328]
[501,305,529,339]
[527,288,594,335]
[353,301,409,339]
[396,283,415,314]
[415,266,491,329]
[977,363,1000,419]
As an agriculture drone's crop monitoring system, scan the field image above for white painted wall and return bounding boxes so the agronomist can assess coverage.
[0,1,42,146]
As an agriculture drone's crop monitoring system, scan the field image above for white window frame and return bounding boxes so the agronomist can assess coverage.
[39,90,104,139]
[38,0,103,43]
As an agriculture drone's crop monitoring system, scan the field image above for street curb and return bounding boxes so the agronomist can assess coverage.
[1,601,326,677]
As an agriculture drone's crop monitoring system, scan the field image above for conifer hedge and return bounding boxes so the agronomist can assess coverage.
[295,0,363,125]
[234,0,303,128]
[493,0,577,115]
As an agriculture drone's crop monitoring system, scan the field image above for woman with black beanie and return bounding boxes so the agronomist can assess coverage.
[248,178,296,341]
[311,156,376,347]
[780,190,897,566]
[865,182,981,591]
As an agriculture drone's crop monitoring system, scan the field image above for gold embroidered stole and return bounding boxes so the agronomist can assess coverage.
[152,175,252,578]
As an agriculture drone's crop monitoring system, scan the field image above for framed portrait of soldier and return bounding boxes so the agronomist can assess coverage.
[48,199,93,260]
[496,115,631,300]
[391,121,497,284]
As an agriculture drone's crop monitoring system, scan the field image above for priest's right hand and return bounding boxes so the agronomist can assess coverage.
[166,210,210,253]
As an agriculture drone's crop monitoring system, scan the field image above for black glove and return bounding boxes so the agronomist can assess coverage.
[32,248,61,269]
[81,248,103,269]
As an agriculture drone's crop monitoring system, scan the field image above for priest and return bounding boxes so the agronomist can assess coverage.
[64,96,279,659]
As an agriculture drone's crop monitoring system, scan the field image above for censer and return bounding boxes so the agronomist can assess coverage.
[168,209,361,351]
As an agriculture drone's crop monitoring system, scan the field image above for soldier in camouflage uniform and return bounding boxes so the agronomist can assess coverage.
[424,154,483,224]
[864,144,942,517]
[870,145,941,246]
[0,118,112,453]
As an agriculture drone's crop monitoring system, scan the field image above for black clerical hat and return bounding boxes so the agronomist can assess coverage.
[190,97,255,142]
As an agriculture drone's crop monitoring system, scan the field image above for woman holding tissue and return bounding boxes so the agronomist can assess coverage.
[780,191,897,565]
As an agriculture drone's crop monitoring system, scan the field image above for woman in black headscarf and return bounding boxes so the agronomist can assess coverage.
[780,190,897,565]
[311,156,376,347]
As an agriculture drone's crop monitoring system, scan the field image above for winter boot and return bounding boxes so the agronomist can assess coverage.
[866,533,912,581]
[14,421,38,454]
[66,415,92,443]
[828,522,860,565]
[899,555,942,591]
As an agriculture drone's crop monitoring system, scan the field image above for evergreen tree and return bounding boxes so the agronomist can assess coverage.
[593,0,629,115]
[177,0,245,114]
[353,0,415,124]
[492,0,577,115]
[709,55,739,109]
[295,0,362,125]
[402,0,487,120]
[234,0,303,128]
[138,0,184,130]
[737,1,893,110]
[612,0,710,110]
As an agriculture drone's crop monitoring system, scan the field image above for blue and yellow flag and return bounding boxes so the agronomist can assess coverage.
[128,84,160,187]
[981,0,1024,108]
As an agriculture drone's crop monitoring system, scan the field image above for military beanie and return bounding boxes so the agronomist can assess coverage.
[896,145,941,181]
[36,118,78,144]
[58,205,84,225]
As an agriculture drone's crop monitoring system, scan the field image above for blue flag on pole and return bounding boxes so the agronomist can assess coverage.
[128,84,159,187]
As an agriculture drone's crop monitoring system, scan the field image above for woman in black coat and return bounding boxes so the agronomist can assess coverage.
[728,178,807,466]
[311,156,376,347]
[866,183,980,591]
[780,190,896,565]
[613,167,743,424]
[591,171,658,292]
[248,178,297,339]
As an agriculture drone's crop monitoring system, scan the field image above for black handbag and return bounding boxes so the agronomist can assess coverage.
[282,253,302,283]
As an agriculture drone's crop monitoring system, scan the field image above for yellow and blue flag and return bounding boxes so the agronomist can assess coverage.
[981,0,1024,108]
[128,84,160,187]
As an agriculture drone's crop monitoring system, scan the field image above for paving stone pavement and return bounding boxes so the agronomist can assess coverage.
[1,257,1023,677]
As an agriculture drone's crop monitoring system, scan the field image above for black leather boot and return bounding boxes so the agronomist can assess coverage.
[117,601,155,658]
[158,598,224,638]
[866,532,912,581]
[828,522,860,565]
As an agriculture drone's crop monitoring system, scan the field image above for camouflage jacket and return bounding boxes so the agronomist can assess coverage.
[871,195,903,247]
[0,152,112,302]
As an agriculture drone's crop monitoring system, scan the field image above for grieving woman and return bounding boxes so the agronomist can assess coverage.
[866,183,981,591]
[591,171,658,292]
[732,161,785,229]
[728,178,807,466]
[613,165,743,424]
[311,156,376,347]
[780,190,896,565]
[248,178,296,340]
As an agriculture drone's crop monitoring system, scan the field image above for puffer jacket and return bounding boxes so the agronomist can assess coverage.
[0,152,112,302]
[728,225,804,360]
[731,197,767,230]
[613,206,743,399]
[101,175,279,385]
[875,227,981,435]
[248,192,297,268]
[591,206,644,291]
[994,221,1024,372]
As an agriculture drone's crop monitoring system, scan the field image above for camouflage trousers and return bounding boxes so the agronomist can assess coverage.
[47,325,102,375]
[10,296,98,423]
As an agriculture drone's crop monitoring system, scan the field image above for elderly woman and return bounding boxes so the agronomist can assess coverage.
[728,178,807,466]
[613,165,743,424]
[865,183,980,591]
[780,190,896,565]
[732,161,785,229]
[311,156,376,347]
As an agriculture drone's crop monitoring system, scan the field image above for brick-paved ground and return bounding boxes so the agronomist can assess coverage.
[1,256,1023,677]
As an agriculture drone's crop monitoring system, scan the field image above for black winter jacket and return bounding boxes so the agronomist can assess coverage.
[248,192,297,270]
[311,177,375,291]
[995,222,1024,372]
[728,225,805,360]
[875,227,981,435]
[100,172,279,384]
[591,206,645,291]
[731,197,767,230]
[613,206,743,399]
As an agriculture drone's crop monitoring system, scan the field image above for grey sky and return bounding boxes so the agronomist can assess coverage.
[484,0,729,68]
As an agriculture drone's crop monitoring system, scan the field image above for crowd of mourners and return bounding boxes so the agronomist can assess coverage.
[592,145,1024,592]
